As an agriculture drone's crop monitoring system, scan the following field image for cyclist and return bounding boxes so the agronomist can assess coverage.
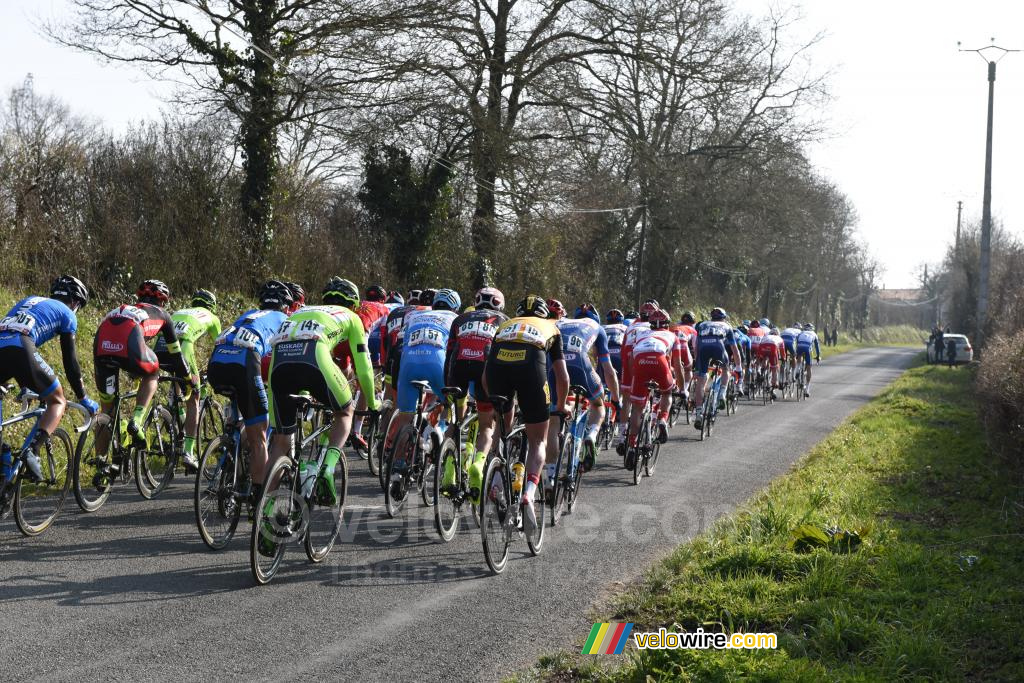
[545,303,620,480]
[734,324,751,392]
[780,322,802,386]
[380,289,428,400]
[484,295,568,532]
[602,309,627,383]
[284,282,306,313]
[796,323,821,397]
[670,311,697,398]
[0,276,98,482]
[614,300,658,450]
[388,289,461,483]
[443,287,508,497]
[93,280,198,468]
[626,308,688,454]
[692,307,741,432]
[154,289,221,470]
[756,326,786,400]
[207,281,292,504]
[260,279,380,555]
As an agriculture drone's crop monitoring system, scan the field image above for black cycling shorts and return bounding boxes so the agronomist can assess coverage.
[269,341,352,435]
[448,359,492,410]
[485,344,550,425]
[207,353,268,425]
[384,345,403,388]
[0,337,60,398]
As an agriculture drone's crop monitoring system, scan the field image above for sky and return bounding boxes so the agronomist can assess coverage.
[3,0,1023,289]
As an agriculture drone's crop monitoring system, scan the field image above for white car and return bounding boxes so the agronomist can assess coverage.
[927,334,973,364]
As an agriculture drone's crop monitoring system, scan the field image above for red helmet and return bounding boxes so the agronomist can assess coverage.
[546,298,566,320]
[137,279,170,304]
[365,284,387,302]
[648,308,671,329]
[639,300,659,321]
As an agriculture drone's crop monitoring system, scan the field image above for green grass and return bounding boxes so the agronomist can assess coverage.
[523,361,1024,682]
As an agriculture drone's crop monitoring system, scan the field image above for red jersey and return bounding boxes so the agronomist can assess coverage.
[332,300,390,369]
[446,309,508,364]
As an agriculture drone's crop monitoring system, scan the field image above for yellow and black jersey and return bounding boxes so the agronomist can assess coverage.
[490,316,563,363]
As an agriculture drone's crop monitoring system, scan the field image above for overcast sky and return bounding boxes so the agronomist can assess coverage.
[3,0,1023,289]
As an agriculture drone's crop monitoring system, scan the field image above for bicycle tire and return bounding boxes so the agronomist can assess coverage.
[14,427,73,536]
[135,407,176,499]
[376,404,396,490]
[433,438,460,541]
[420,433,437,508]
[250,456,297,585]
[568,438,587,513]
[384,425,416,518]
[305,447,347,563]
[632,414,647,485]
[526,467,545,556]
[72,414,115,512]
[367,399,392,478]
[194,434,241,550]
[646,430,662,477]
[198,396,224,456]
[550,432,569,526]
[481,456,511,574]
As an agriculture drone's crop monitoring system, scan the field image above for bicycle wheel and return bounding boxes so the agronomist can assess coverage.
[646,428,662,477]
[433,437,460,541]
[632,416,647,485]
[568,439,587,513]
[135,407,176,499]
[526,470,546,556]
[550,432,570,526]
[384,424,416,518]
[305,449,348,563]
[194,435,241,550]
[376,404,396,490]
[73,413,115,512]
[198,396,224,455]
[480,456,511,574]
[250,457,298,585]
[367,399,392,478]
[14,428,73,536]
[420,434,436,508]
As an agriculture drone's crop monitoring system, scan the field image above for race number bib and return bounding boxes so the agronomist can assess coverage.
[274,318,325,344]
[408,327,443,348]
[0,312,36,335]
[566,335,585,353]
[173,320,190,336]
[232,326,262,350]
[109,305,149,324]
[496,322,546,348]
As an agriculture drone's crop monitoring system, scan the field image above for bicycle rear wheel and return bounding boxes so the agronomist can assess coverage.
[14,428,73,536]
[632,416,648,485]
[135,407,176,499]
[73,414,115,512]
[384,425,416,518]
[550,433,570,526]
[480,457,511,574]
[198,396,224,456]
[250,457,298,585]
[568,440,587,513]
[433,438,461,541]
[194,435,241,550]
[419,435,436,508]
[305,449,348,563]
[367,399,392,478]
[526,474,545,556]
[646,429,662,477]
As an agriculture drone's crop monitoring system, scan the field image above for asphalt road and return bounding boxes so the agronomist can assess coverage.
[0,347,916,682]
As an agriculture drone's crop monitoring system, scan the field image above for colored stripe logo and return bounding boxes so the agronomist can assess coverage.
[582,622,635,654]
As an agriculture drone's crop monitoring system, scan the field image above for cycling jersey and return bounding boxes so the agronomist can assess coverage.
[267,305,377,433]
[747,325,766,349]
[0,296,79,398]
[670,323,697,367]
[734,328,751,367]
[756,333,786,368]
[94,303,189,400]
[380,304,427,385]
[396,309,459,412]
[620,321,651,389]
[445,308,508,411]
[796,330,821,365]
[334,300,389,370]
[780,327,801,356]
[547,317,609,401]
[155,307,221,374]
[486,316,563,424]
[207,309,287,425]
[694,320,736,376]
[629,328,682,403]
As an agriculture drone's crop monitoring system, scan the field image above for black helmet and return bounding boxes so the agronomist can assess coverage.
[517,294,549,319]
[386,290,405,305]
[606,309,624,324]
[710,307,728,321]
[418,288,438,306]
[322,277,360,307]
[50,275,89,308]
[190,289,217,312]
[365,284,387,303]
[285,281,305,307]
[680,310,695,325]
[258,280,293,309]
[407,288,422,304]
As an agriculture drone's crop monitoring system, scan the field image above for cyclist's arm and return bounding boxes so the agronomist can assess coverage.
[58,332,88,400]
[348,320,379,411]
[158,312,193,379]
[814,337,821,361]
[207,317,222,343]
[549,333,569,411]
[600,358,620,403]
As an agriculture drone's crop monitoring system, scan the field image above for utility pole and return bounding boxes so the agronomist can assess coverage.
[955,200,963,249]
[960,41,1019,347]
[635,202,648,310]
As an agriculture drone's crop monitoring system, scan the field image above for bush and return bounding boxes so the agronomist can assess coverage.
[975,332,1024,460]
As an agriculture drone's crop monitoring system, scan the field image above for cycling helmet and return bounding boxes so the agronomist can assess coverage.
[284,282,305,307]
[606,309,624,324]
[418,288,437,306]
[769,327,780,335]
[433,288,461,311]
[574,303,600,323]
[190,289,217,312]
[258,280,293,309]
[547,298,566,320]
[639,301,659,321]
[738,324,749,334]
[648,308,671,329]
[759,318,771,328]
[475,286,505,311]
[680,310,696,325]
[322,277,360,307]
[749,319,761,329]
[137,279,170,304]
[710,307,728,321]
[407,288,423,304]
[517,295,549,319]
[386,290,405,305]
[803,323,815,331]
[365,284,387,303]
[50,275,89,308]
[625,310,639,320]
[742,319,751,327]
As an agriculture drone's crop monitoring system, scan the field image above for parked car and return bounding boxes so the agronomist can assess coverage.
[927,334,973,364]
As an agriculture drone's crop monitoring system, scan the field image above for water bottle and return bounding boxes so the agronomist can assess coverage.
[1,445,14,483]
[300,461,317,499]
[511,462,525,494]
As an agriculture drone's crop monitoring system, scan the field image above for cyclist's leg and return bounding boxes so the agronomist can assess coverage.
[93,357,120,456]
[313,341,355,472]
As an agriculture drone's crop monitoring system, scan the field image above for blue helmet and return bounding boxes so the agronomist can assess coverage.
[575,303,600,323]
[433,288,461,311]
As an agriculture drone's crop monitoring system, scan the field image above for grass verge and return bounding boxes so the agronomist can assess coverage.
[524,361,1024,681]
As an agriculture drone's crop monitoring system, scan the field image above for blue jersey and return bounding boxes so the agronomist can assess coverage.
[556,318,608,369]
[402,310,458,360]
[734,328,751,354]
[796,330,820,355]
[0,296,77,349]
[210,309,287,364]
[696,320,736,354]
